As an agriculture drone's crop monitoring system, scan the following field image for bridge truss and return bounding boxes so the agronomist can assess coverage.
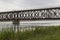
[0,7,60,21]
[0,7,60,32]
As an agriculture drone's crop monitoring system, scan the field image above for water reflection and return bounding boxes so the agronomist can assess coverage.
[0,20,60,30]
[0,22,12,30]
[20,20,60,27]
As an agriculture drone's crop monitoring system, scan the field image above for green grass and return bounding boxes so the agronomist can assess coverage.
[0,26,60,40]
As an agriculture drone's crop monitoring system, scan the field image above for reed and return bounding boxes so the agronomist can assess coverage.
[0,26,60,40]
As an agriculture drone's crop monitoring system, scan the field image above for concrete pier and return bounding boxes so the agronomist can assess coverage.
[13,20,19,32]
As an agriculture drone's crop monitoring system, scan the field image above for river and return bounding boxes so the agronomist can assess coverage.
[0,20,60,30]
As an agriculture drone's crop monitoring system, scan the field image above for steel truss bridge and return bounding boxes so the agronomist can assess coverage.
[0,7,60,31]
[0,7,60,21]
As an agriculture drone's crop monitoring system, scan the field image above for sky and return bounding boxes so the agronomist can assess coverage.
[0,0,60,12]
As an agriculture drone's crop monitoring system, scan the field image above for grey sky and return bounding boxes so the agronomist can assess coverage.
[0,0,60,12]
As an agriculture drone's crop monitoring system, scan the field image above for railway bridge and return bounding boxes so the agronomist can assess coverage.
[0,7,60,31]
[0,7,60,21]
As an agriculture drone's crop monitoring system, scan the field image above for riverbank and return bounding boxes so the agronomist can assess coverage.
[0,26,60,40]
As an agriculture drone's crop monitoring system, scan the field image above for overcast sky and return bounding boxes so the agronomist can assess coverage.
[0,0,60,12]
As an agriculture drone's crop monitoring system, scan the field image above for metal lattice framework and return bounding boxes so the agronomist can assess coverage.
[0,7,60,21]
[1,7,60,32]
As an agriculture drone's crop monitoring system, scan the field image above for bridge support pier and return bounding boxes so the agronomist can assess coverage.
[13,20,19,32]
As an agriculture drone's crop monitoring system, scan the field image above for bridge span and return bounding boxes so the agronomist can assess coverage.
[0,7,60,21]
[0,7,60,32]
